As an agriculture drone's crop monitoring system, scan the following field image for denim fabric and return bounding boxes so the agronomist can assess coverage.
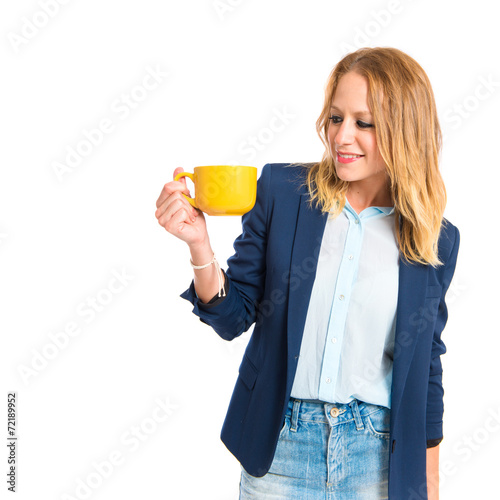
[239,398,390,499]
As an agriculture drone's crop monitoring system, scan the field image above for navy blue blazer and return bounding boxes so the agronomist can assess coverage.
[181,163,460,499]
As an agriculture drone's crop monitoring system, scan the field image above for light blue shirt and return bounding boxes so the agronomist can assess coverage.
[290,198,399,409]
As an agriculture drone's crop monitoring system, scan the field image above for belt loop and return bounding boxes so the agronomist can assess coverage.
[349,399,364,431]
[290,399,301,432]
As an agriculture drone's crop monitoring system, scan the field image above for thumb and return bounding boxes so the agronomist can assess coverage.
[173,166,185,182]
[173,167,191,196]
[173,166,189,189]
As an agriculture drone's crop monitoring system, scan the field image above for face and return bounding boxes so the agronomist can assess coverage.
[327,71,388,190]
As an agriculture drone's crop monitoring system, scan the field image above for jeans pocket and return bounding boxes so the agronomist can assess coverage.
[278,416,289,438]
[365,408,390,439]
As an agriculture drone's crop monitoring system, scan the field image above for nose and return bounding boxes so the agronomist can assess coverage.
[333,119,355,147]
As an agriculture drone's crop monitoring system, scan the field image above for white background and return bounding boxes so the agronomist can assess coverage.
[1,1,499,499]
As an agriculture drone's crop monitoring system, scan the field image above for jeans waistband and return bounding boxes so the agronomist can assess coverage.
[286,397,390,432]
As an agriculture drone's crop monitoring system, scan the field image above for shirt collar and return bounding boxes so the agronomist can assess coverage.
[344,197,395,219]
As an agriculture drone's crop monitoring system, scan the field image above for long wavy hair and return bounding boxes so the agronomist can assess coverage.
[304,47,446,267]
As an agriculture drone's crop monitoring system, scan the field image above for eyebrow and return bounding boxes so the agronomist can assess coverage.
[330,105,372,116]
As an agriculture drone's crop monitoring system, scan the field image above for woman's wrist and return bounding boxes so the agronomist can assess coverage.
[188,237,226,302]
[188,237,213,267]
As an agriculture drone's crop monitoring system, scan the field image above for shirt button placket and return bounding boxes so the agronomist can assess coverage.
[318,210,360,402]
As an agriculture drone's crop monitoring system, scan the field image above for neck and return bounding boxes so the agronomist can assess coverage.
[346,180,393,214]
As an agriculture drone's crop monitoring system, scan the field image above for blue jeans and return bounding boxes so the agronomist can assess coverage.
[239,398,390,499]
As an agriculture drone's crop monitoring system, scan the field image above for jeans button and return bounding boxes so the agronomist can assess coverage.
[330,407,340,418]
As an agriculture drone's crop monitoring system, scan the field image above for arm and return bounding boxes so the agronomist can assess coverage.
[180,164,272,340]
[425,224,460,497]
[190,237,226,303]
[426,224,460,441]
[426,445,440,500]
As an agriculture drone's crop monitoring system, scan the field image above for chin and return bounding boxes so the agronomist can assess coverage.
[334,165,356,182]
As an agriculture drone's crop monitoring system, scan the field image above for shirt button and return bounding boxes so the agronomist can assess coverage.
[339,294,345,301]
[331,337,337,343]
[354,219,360,224]
[348,255,354,260]
[325,377,331,384]
[330,407,340,417]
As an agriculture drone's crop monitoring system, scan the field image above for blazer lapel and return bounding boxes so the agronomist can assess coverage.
[286,188,328,390]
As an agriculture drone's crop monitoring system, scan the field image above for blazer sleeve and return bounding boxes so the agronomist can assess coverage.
[179,163,272,341]
[426,223,460,448]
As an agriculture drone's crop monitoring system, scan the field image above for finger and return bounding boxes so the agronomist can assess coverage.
[173,167,194,195]
[173,167,190,192]
[157,194,197,226]
[170,205,196,233]
[160,201,195,234]
[156,190,198,221]
[173,166,184,181]
[156,178,192,208]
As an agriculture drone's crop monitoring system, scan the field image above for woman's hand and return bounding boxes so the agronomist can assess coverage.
[156,167,222,302]
[155,167,208,248]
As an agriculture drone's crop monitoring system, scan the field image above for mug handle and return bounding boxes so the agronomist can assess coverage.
[174,172,197,209]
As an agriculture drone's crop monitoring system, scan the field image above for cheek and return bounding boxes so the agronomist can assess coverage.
[365,136,385,164]
[363,135,378,156]
[327,127,335,149]
[372,148,388,172]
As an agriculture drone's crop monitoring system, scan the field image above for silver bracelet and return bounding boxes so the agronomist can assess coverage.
[190,254,226,298]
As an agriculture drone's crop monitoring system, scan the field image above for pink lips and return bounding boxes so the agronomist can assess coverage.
[336,151,364,164]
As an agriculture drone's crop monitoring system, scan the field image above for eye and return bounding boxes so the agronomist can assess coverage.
[328,115,374,129]
[357,120,373,129]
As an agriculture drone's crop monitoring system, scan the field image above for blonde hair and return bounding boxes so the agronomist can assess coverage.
[305,47,446,267]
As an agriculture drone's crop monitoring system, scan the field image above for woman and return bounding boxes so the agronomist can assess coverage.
[155,47,460,499]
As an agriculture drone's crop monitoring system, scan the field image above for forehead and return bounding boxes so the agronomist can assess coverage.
[331,72,372,113]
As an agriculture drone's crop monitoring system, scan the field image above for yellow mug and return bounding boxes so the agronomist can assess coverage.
[174,165,257,216]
